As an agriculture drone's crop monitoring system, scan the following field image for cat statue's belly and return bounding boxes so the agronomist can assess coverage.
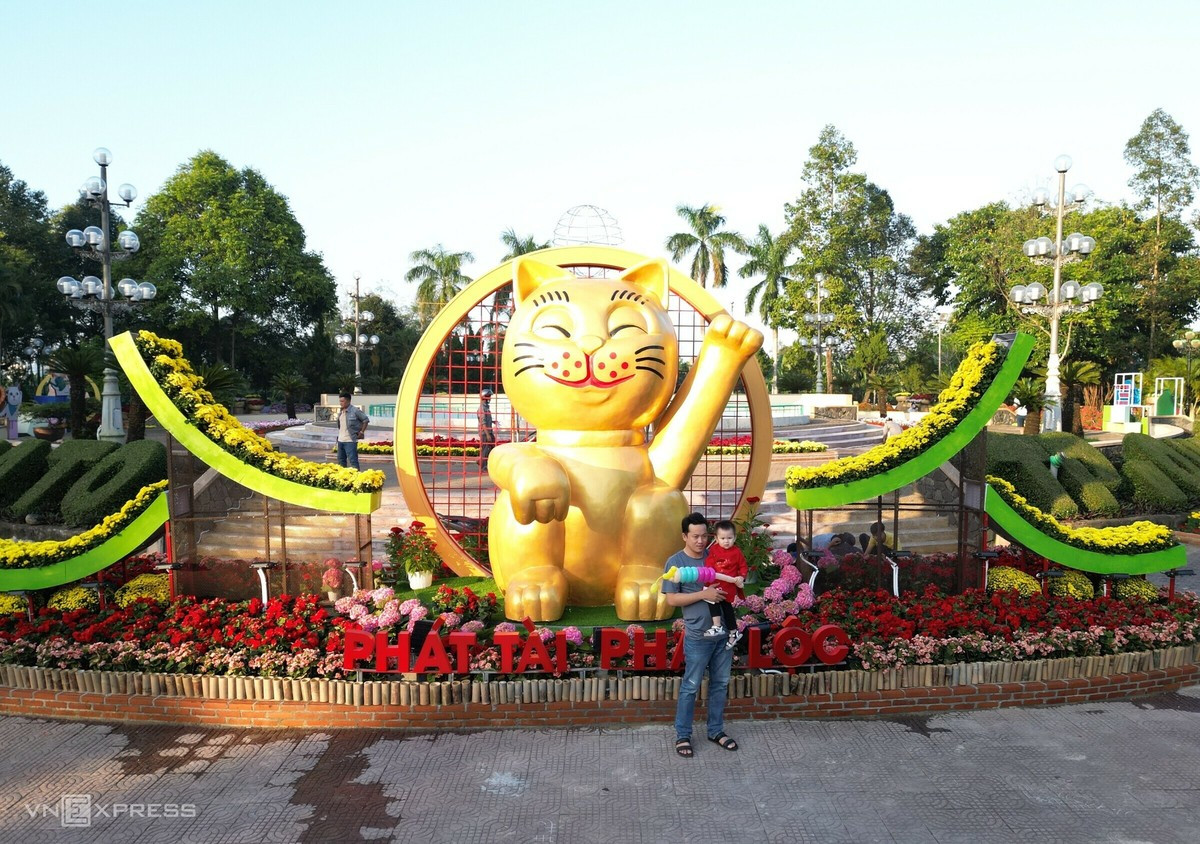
[490,444,688,618]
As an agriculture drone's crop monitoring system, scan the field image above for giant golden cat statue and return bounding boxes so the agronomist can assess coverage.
[489,256,763,621]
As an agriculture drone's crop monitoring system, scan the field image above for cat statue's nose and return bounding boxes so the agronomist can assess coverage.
[577,335,604,356]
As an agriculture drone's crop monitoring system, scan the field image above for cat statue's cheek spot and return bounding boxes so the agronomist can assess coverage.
[551,362,559,369]
[562,352,570,359]
[621,362,629,370]
[597,362,606,370]
[609,352,617,359]
[574,361,583,369]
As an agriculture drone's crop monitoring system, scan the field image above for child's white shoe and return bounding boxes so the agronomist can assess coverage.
[703,625,726,638]
[726,628,743,650]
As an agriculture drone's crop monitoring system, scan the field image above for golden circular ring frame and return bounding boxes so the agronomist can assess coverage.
[394,245,773,576]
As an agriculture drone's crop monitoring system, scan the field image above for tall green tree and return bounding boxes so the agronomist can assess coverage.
[1124,109,1200,360]
[0,162,53,357]
[739,224,793,393]
[131,150,337,380]
[405,245,474,325]
[781,126,918,344]
[499,228,550,260]
[665,204,746,289]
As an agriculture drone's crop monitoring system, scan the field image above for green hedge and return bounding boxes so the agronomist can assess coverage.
[1121,458,1189,511]
[9,441,120,522]
[61,440,167,527]
[47,439,118,468]
[1056,457,1121,517]
[1173,436,1200,465]
[1038,432,1121,492]
[986,434,1079,519]
[1123,434,1200,500]
[0,440,51,511]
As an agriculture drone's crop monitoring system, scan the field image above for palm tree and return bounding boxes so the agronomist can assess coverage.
[499,228,549,260]
[405,245,475,324]
[665,204,746,289]
[1011,378,1049,436]
[271,371,308,419]
[1059,359,1101,436]
[740,224,792,393]
[194,362,246,412]
[47,343,104,439]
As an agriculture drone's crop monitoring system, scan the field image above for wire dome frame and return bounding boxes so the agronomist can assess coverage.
[394,246,772,577]
[553,204,624,247]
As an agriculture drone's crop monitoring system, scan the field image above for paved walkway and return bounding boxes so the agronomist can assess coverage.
[1,686,1198,843]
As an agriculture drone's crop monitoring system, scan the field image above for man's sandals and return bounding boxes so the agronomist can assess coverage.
[708,732,739,751]
[675,738,694,758]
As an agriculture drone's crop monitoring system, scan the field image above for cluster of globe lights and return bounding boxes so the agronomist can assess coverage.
[57,226,156,303]
[333,326,379,345]
[57,148,156,305]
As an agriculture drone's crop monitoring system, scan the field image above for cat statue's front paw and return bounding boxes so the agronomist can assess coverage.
[705,313,763,360]
[500,456,570,525]
[503,566,568,622]
[614,565,674,621]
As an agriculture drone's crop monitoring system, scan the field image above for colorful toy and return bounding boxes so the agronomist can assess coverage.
[655,565,743,591]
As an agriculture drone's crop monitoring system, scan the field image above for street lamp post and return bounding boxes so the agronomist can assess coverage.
[1009,155,1101,433]
[22,339,44,382]
[804,274,833,393]
[59,148,156,441]
[1173,330,1200,406]
[935,309,951,376]
[334,274,380,394]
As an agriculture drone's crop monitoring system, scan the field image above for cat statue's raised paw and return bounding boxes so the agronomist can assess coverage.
[488,256,763,621]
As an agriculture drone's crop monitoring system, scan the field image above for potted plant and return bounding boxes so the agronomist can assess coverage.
[321,558,345,602]
[387,520,442,590]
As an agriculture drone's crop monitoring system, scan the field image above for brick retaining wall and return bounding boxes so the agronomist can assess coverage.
[0,646,1196,732]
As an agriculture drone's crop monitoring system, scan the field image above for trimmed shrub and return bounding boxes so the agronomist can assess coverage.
[1165,438,1200,476]
[9,441,121,521]
[986,434,1079,519]
[1038,432,1121,492]
[1123,434,1200,500]
[1112,576,1160,602]
[0,440,51,511]
[0,440,11,458]
[47,585,100,611]
[47,439,118,468]
[61,440,167,527]
[987,565,1040,597]
[1173,437,1200,464]
[1121,459,1188,511]
[1056,458,1121,517]
[115,573,169,607]
[1048,569,1094,600]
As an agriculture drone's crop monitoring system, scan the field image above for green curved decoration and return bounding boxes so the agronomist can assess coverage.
[787,334,1035,510]
[110,332,380,515]
[984,484,1186,575]
[0,493,168,591]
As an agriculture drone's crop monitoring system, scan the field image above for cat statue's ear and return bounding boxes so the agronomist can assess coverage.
[513,257,572,304]
[616,258,669,307]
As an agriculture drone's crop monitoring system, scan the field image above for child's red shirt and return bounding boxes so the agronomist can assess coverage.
[707,544,747,602]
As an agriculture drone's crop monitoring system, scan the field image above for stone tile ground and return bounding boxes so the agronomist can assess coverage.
[0,686,1197,843]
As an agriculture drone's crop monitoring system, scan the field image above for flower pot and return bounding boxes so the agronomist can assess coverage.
[326,590,338,603]
[408,571,433,590]
[33,426,64,442]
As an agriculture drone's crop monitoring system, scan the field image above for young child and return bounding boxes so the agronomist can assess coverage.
[706,520,748,649]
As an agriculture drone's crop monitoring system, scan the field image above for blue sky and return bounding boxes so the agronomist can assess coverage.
[4,0,1199,327]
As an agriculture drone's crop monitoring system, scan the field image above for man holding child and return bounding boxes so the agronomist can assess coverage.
[661,512,739,758]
